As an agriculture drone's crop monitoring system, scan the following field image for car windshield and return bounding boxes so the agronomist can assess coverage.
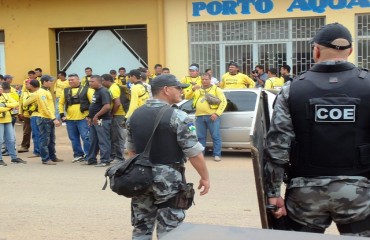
[180,91,257,113]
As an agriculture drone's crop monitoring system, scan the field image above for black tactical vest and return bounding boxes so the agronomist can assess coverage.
[129,105,185,165]
[288,62,370,177]
[64,85,90,113]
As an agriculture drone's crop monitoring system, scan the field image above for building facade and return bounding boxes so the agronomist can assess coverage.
[0,0,369,82]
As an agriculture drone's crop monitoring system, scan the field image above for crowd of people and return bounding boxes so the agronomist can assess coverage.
[0,62,291,166]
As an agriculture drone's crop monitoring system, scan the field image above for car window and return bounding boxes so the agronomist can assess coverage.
[224,91,257,112]
[179,99,195,114]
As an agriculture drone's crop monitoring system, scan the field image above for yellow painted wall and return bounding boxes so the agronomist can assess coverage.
[0,0,165,84]
[0,0,369,83]
[163,0,189,79]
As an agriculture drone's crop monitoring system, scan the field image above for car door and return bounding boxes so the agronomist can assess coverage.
[211,90,258,148]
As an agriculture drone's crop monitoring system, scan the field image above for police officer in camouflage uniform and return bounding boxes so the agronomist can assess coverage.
[126,74,210,240]
[264,23,370,237]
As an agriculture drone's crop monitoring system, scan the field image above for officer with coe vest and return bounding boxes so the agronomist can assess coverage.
[264,23,370,237]
[185,73,227,162]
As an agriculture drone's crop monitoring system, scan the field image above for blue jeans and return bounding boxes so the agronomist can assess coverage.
[30,116,40,155]
[85,119,111,164]
[37,117,56,162]
[195,115,222,157]
[0,122,18,161]
[66,119,90,158]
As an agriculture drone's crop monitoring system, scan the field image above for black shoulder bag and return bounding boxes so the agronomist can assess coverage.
[102,105,170,198]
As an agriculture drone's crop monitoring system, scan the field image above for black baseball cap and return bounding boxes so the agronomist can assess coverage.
[128,69,141,79]
[151,74,189,89]
[229,61,239,68]
[312,22,352,50]
[40,74,55,81]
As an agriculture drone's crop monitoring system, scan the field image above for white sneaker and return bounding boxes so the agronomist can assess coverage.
[214,156,221,162]
[72,156,84,163]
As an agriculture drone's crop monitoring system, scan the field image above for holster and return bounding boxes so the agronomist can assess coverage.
[157,164,195,210]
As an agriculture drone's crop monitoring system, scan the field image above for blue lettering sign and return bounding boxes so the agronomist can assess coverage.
[192,0,370,16]
[192,2,207,16]
[192,0,273,16]
[222,0,239,15]
[287,0,311,12]
[287,0,370,13]
[308,0,328,13]
[254,0,274,13]
[207,1,223,15]
[328,0,347,10]
[238,0,253,14]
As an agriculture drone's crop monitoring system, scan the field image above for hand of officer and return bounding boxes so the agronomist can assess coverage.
[268,196,287,219]
[53,119,61,127]
[210,113,218,121]
[198,178,210,196]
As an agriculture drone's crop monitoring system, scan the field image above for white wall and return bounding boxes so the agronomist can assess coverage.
[66,30,144,77]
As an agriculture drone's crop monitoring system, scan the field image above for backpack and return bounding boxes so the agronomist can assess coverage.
[119,85,130,113]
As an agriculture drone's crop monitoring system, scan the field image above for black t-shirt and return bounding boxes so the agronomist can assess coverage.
[88,87,111,119]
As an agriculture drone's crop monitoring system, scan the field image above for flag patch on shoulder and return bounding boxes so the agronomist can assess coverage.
[187,123,196,132]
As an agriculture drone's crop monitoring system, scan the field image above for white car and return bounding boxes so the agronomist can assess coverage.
[178,88,276,150]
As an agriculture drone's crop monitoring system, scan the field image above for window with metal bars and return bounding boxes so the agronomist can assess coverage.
[189,17,325,80]
[357,14,370,69]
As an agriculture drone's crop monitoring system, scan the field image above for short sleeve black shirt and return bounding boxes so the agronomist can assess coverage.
[88,87,111,119]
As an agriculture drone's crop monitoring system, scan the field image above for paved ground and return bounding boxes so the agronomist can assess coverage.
[0,124,338,240]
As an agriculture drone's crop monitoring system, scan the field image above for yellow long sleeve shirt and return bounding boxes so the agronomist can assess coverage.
[23,88,55,120]
[181,76,202,96]
[220,73,255,89]
[185,85,227,117]
[125,83,149,119]
[59,87,94,120]
[0,93,18,123]
[19,90,36,118]
[54,79,70,98]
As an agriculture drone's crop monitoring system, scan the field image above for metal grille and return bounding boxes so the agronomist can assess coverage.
[190,44,220,79]
[292,41,313,74]
[224,44,253,75]
[357,14,370,69]
[222,21,253,41]
[258,44,287,70]
[292,18,325,39]
[256,19,289,40]
[190,22,220,42]
[189,17,324,78]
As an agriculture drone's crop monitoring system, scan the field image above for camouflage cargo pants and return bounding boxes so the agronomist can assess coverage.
[286,176,370,237]
[131,165,185,240]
